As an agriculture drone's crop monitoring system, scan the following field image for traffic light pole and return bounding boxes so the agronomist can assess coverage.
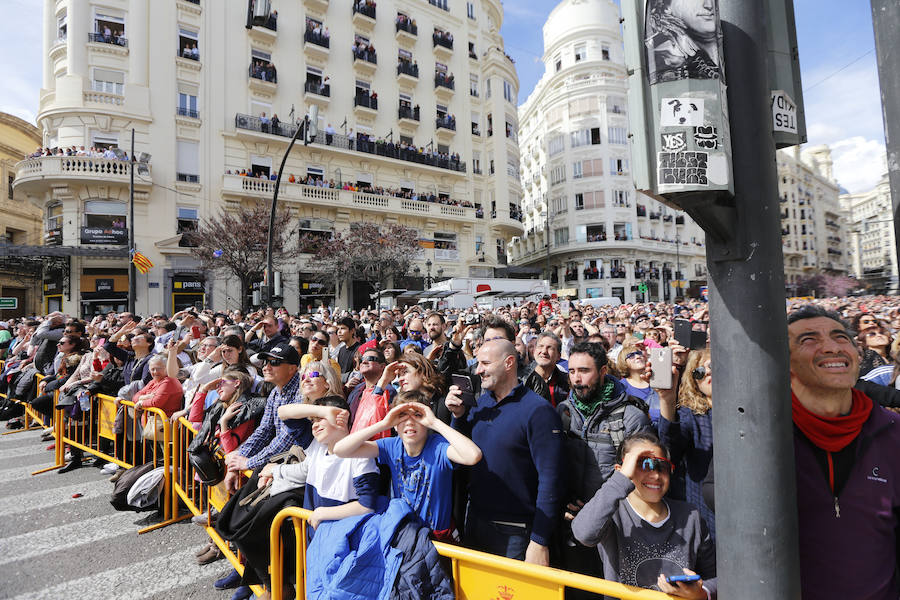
[707,1,801,597]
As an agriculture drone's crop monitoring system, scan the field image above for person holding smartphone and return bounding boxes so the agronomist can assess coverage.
[572,432,716,598]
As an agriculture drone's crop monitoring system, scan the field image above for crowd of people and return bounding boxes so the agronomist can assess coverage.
[26,146,129,160]
[2,294,899,599]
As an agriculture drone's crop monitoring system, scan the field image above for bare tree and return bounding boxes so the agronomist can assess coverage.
[305,222,421,301]
[187,203,297,310]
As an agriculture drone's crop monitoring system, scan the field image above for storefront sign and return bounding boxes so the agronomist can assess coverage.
[174,279,203,290]
[80,227,127,245]
[45,228,62,246]
[95,279,114,292]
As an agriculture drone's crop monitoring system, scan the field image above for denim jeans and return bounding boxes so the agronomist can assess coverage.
[464,513,531,561]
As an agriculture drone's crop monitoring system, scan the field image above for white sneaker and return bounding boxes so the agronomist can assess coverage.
[64,451,72,461]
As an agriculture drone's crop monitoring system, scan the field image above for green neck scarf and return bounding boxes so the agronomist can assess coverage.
[573,378,616,417]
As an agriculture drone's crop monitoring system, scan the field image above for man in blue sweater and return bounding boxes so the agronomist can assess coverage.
[446,339,566,566]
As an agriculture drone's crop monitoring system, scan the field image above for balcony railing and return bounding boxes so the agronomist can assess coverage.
[352,3,376,19]
[427,0,449,11]
[177,107,199,118]
[399,106,420,121]
[88,32,128,47]
[436,117,456,131]
[434,75,454,90]
[433,34,453,50]
[249,63,277,83]
[304,30,330,48]
[234,113,466,174]
[353,48,377,64]
[305,81,331,97]
[13,156,152,192]
[397,62,419,78]
[396,19,417,36]
[177,173,199,183]
[354,95,378,110]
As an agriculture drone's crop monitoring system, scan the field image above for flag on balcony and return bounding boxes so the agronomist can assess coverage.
[131,250,154,274]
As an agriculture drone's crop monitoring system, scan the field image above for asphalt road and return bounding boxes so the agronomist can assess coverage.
[0,428,239,600]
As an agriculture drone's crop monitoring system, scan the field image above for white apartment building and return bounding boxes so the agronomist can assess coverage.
[507,0,707,304]
[777,145,848,294]
[13,0,523,316]
[841,172,897,293]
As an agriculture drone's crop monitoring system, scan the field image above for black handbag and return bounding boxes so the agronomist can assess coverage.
[188,436,226,485]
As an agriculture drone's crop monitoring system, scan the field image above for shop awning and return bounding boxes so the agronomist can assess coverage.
[474,290,542,299]
[0,244,129,258]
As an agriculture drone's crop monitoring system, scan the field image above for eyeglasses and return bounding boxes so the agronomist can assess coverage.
[408,330,423,336]
[692,365,711,380]
[360,356,384,364]
[57,341,68,346]
[200,343,218,349]
[302,371,321,381]
[639,456,674,474]
[865,330,887,338]
[263,358,287,367]
[625,351,645,360]
[311,337,328,345]
[218,379,239,386]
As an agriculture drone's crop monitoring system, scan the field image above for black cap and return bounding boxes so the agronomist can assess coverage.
[257,342,301,365]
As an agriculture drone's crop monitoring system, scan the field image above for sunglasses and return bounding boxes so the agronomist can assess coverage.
[302,371,321,381]
[625,351,645,360]
[311,337,328,345]
[360,356,384,363]
[639,456,674,474]
[692,365,711,380]
[263,358,287,367]
[408,330,423,336]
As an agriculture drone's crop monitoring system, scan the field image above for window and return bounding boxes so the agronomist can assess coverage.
[548,134,565,156]
[551,196,567,214]
[472,151,481,173]
[602,44,610,61]
[485,78,491,98]
[574,43,586,62]
[435,232,459,260]
[8,175,14,199]
[177,207,199,235]
[572,162,582,179]
[550,165,566,185]
[613,190,629,207]
[178,27,199,60]
[92,68,124,95]
[178,83,198,118]
[575,191,604,210]
[467,2,476,19]
[507,157,518,178]
[487,113,493,136]
[176,140,200,182]
[554,228,569,245]
[475,234,483,253]
[57,11,67,40]
[607,95,626,115]
[505,119,516,140]
[571,127,602,147]
[91,132,119,151]
[608,127,628,145]
[574,159,603,178]
[47,203,63,231]
[503,80,515,103]
[468,41,477,59]
[84,200,127,229]
[93,13,125,44]
[469,73,479,97]
[611,158,630,175]
[554,54,561,72]
[471,112,480,135]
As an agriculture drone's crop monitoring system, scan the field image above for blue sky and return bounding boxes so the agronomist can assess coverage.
[500,0,886,193]
[0,0,886,193]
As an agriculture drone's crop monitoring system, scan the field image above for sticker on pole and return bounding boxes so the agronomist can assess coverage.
[771,90,798,134]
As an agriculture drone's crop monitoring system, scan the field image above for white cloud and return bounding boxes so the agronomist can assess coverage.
[0,0,43,125]
[829,136,887,194]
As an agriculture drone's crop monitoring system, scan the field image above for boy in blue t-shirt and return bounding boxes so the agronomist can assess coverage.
[333,389,482,540]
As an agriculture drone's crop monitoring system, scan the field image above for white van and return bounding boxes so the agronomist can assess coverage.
[577,297,622,308]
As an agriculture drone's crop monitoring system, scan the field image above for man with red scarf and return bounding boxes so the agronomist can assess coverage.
[788,305,900,600]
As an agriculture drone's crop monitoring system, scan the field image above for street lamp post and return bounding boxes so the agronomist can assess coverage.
[425,259,433,289]
[541,210,551,287]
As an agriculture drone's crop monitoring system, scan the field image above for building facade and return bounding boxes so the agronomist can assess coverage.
[508,0,707,303]
[841,172,897,293]
[0,112,44,318]
[14,0,523,316]
[777,145,849,294]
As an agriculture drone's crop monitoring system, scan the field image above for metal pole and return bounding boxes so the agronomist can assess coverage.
[871,0,900,292]
[266,117,306,308]
[675,232,681,298]
[128,128,136,314]
[709,1,800,597]
[545,210,551,288]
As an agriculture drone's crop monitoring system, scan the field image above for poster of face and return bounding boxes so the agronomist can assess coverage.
[644,0,723,85]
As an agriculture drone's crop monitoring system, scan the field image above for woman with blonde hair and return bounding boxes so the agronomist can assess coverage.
[657,347,715,537]
[299,360,343,402]
[615,341,661,424]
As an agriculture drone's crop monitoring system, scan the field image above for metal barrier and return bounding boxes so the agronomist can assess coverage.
[171,416,264,597]
[1,368,55,436]
[268,507,680,600]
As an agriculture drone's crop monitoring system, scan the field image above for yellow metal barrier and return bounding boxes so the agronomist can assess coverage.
[268,507,680,600]
[171,416,264,597]
[1,370,55,436]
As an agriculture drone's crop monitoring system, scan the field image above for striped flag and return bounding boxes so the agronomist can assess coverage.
[131,250,154,274]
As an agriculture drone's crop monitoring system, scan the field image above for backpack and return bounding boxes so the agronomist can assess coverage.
[110,462,157,511]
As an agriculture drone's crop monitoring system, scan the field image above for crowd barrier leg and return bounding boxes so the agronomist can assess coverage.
[31,400,65,475]
[3,372,52,436]
[269,507,312,600]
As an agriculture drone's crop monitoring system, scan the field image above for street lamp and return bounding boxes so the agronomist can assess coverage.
[541,210,551,287]
[414,260,434,289]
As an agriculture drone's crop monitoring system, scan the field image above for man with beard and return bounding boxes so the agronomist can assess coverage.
[556,341,652,581]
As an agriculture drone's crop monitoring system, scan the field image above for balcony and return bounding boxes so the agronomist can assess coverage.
[303,81,331,106]
[304,30,330,61]
[395,19,417,44]
[353,94,378,119]
[352,49,377,76]
[88,32,128,48]
[398,106,420,127]
[434,74,455,101]
[234,113,466,174]
[176,106,200,119]
[221,175,477,223]
[433,33,453,60]
[435,116,456,142]
[427,0,450,12]
[397,61,419,87]
[248,63,277,94]
[304,0,329,14]
[13,156,152,197]
[352,3,376,30]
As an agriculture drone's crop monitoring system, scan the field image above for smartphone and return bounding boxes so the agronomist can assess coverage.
[674,319,706,350]
[446,314,459,322]
[649,347,673,390]
[451,374,477,407]
[191,325,202,339]
[665,574,701,584]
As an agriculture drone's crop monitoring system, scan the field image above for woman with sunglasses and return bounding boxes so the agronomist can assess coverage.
[616,342,662,424]
[299,361,344,403]
[301,332,342,378]
[858,323,893,377]
[657,348,715,539]
[188,368,257,453]
[572,432,716,598]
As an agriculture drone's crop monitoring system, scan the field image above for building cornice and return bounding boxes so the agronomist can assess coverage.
[0,112,41,145]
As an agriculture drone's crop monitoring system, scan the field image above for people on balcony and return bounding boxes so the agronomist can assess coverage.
[436,114,456,130]
[435,71,455,88]
[433,29,453,47]
[249,58,277,83]
[395,13,417,33]
[305,19,330,46]
[353,39,377,63]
